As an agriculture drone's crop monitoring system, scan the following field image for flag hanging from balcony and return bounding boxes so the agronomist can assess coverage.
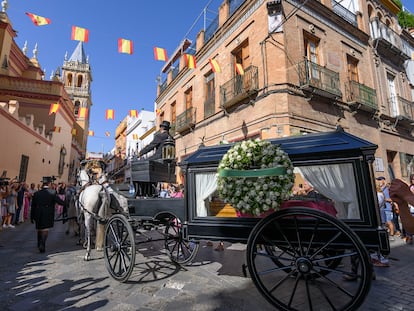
[156,108,161,115]
[105,109,114,120]
[49,103,60,115]
[105,131,111,137]
[88,130,94,136]
[25,12,51,26]
[78,107,88,118]
[154,47,168,61]
[209,59,221,73]
[53,126,61,133]
[235,63,244,75]
[118,38,133,54]
[71,128,77,136]
[132,133,139,140]
[71,26,89,42]
[129,109,138,118]
[184,54,196,69]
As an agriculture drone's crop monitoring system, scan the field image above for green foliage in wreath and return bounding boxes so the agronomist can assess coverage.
[217,139,295,216]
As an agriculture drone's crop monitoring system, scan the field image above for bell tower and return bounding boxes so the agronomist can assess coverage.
[61,41,92,151]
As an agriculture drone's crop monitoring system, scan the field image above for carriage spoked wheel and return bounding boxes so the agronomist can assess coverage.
[164,216,199,264]
[246,207,372,311]
[104,214,136,282]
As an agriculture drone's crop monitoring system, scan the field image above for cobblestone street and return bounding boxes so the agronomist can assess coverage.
[1,220,414,310]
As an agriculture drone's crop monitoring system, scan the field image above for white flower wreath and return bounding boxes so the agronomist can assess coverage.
[217,139,295,216]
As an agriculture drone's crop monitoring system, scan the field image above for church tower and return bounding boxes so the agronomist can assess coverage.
[61,41,92,151]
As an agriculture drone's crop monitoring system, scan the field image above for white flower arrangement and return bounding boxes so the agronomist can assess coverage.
[217,139,295,216]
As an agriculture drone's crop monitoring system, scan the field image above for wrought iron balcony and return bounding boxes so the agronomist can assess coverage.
[388,95,414,121]
[332,0,357,27]
[204,95,215,118]
[298,60,342,99]
[175,106,196,133]
[369,17,410,61]
[220,65,258,109]
[159,78,167,94]
[345,80,377,111]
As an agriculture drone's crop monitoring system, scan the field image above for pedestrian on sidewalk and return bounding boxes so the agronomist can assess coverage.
[31,176,66,253]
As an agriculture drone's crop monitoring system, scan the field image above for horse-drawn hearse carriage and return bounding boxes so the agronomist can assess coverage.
[84,128,391,310]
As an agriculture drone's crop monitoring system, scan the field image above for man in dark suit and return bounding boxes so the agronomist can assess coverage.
[31,176,66,253]
[138,120,174,160]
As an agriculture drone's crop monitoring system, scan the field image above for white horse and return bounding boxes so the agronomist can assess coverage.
[76,169,129,261]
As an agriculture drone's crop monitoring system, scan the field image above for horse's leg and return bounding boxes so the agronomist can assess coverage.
[95,222,105,251]
[84,214,91,261]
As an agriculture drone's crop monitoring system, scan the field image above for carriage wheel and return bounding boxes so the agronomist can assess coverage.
[104,214,136,282]
[164,216,199,264]
[246,207,372,311]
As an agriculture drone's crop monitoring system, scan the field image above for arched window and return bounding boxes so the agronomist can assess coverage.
[67,73,73,86]
[74,101,81,116]
[77,75,83,87]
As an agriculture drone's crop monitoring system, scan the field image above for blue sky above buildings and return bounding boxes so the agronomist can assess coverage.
[4,0,414,153]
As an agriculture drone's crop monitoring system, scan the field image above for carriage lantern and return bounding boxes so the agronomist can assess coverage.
[162,136,175,163]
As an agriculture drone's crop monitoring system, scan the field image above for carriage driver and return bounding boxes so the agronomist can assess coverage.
[138,120,174,160]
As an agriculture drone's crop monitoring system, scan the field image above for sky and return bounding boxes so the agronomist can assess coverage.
[4,0,414,154]
[5,0,222,153]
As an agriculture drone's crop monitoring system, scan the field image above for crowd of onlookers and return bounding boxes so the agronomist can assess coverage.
[0,179,67,230]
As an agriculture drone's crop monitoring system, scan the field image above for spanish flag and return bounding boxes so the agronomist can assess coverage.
[132,133,139,140]
[25,12,51,26]
[118,38,133,54]
[105,131,111,137]
[209,59,221,73]
[49,103,60,115]
[88,130,94,136]
[184,54,196,69]
[129,109,138,118]
[78,107,88,118]
[53,126,61,133]
[235,63,244,75]
[105,109,114,120]
[71,26,89,42]
[71,128,77,136]
[154,47,168,61]
[156,108,161,115]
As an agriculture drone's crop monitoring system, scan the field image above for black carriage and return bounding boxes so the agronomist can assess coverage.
[104,128,389,311]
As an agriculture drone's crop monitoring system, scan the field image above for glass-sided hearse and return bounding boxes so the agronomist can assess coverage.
[107,128,389,310]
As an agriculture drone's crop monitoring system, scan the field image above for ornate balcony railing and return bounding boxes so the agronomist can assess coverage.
[389,95,414,120]
[345,80,377,111]
[298,60,342,98]
[204,95,215,118]
[332,0,357,27]
[370,17,409,58]
[175,106,196,133]
[220,65,258,109]
[159,78,167,94]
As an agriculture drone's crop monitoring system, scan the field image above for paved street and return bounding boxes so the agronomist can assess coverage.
[1,220,414,310]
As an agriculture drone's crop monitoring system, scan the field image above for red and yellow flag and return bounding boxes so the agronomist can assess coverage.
[105,131,111,137]
[71,26,89,42]
[53,126,61,133]
[88,130,94,136]
[25,12,51,26]
[78,107,88,118]
[184,54,196,69]
[49,103,60,115]
[71,128,77,136]
[209,59,221,73]
[235,63,244,75]
[156,108,161,115]
[129,109,138,118]
[154,47,168,61]
[132,133,139,140]
[105,109,114,120]
[118,38,133,54]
